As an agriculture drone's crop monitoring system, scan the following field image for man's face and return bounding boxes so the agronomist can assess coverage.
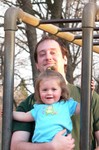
[36,39,67,75]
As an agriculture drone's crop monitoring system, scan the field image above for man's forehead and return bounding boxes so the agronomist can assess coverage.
[38,48,58,53]
[38,39,60,48]
[37,42,61,53]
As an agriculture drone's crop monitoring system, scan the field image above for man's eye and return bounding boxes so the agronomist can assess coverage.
[51,51,56,55]
[39,53,45,57]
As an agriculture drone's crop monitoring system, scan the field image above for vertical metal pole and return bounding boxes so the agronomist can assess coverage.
[2,31,15,150]
[2,7,19,150]
[80,2,96,150]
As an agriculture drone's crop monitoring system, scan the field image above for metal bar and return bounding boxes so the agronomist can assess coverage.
[93,42,99,45]
[40,18,99,24]
[2,31,15,150]
[75,34,99,39]
[2,7,18,150]
[59,27,99,32]
[40,18,82,24]
[80,2,96,150]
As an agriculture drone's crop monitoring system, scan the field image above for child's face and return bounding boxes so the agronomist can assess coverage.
[39,78,62,104]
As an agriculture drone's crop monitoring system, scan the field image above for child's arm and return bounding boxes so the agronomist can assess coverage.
[13,111,34,122]
[75,103,80,115]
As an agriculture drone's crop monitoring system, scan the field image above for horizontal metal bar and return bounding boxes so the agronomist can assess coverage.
[93,42,99,45]
[75,34,99,39]
[59,27,99,32]
[40,18,99,24]
[40,18,82,24]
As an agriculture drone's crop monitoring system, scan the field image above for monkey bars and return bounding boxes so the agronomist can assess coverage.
[4,6,99,54]
[2,1,99,150]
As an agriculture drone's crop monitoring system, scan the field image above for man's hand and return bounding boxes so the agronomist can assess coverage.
[51,129,75,150]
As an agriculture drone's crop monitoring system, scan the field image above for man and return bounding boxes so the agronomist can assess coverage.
[11,35,99,150]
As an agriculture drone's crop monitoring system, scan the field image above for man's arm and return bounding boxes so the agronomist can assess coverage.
[10,130,75,150]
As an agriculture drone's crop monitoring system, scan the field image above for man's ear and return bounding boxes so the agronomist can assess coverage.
[64,56,67,65]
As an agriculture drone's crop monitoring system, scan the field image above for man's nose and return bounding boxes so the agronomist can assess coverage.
[46,52,52,59]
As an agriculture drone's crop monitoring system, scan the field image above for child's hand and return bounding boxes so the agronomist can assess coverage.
[91,79,95,93]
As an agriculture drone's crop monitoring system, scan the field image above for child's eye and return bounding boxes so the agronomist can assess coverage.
[42,89,47,91]
[52,88,57,91]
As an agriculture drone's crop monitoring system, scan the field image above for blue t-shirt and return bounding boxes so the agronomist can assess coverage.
[30,98,78,143]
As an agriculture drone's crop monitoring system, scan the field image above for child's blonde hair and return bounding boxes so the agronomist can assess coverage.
[34,69,70,103]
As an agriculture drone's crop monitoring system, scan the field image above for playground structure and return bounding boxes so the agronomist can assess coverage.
[2,1,99,150]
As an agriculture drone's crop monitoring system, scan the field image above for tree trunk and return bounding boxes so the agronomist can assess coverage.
[17,0,38,82]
